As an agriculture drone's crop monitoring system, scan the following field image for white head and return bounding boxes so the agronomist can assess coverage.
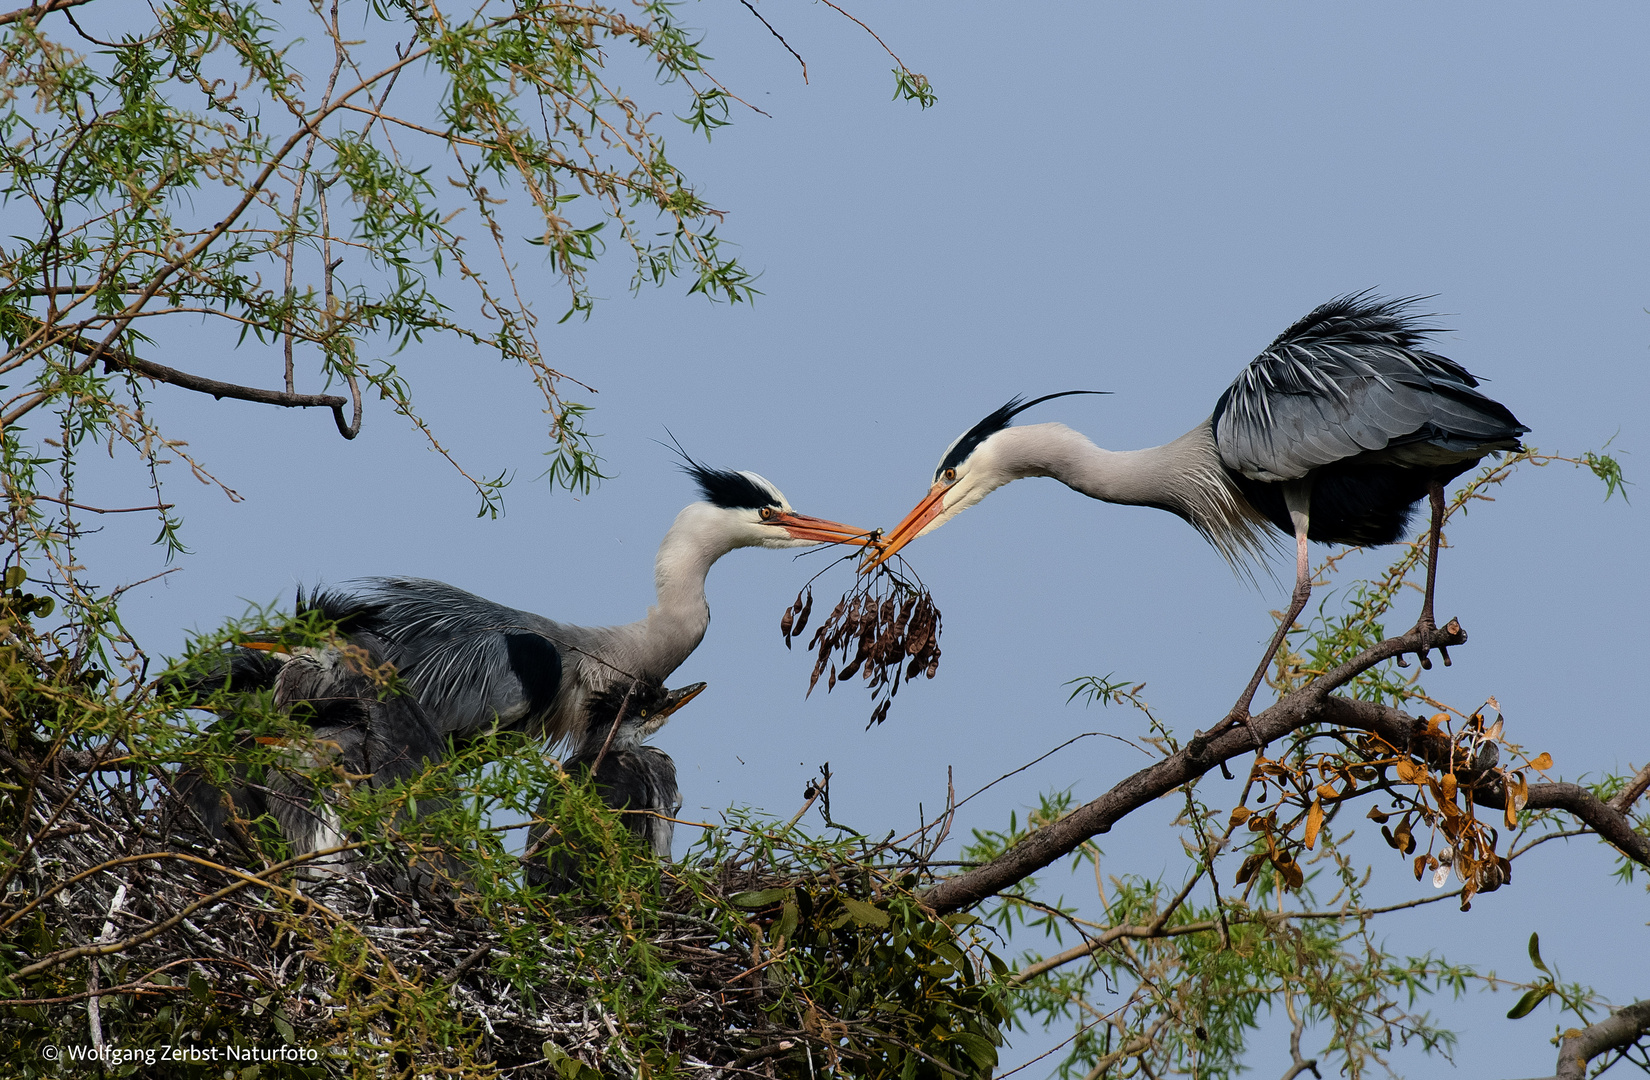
[863,391,1107,570]
[676,460,874,551]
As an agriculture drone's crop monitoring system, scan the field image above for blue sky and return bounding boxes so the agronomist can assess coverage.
[77,3,1647,1075]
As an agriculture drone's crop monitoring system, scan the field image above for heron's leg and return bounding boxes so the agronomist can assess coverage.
[1404,480,1450,670]
[1228,487,1312,726]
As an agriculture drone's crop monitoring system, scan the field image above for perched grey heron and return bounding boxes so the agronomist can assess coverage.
[526,679,703,890]
[863,293,1527,720]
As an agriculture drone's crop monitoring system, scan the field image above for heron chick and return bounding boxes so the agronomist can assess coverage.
[525,679,703,890]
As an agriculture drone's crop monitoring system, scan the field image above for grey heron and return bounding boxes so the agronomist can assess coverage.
[178,460,869,864]
[290,459,871,749]
[526,679,703,889]
[863,293,1527,720]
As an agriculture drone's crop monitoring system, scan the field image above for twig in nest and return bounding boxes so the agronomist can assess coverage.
[781,557,942,728]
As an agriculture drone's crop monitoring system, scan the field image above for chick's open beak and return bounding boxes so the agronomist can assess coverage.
[860,482,947,573]
[655,681,707,720]
[771,511,878,547]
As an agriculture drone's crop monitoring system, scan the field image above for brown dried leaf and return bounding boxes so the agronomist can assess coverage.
[1528,752,1554,773]
[1303,799,1324,849]
[1394,759,1425,785]
[1229,806,1253,826]
[792,591,812,638]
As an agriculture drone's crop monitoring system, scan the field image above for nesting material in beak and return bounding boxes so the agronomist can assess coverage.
[859,483,947,572]
[771,511,879,547]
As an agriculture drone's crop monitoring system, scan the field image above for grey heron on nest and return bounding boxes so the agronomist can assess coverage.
[180,459,871,863]
[863,293,1527,720]
[292,459,870,749]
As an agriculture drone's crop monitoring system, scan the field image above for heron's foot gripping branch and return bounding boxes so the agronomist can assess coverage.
[1397,612,1452,671]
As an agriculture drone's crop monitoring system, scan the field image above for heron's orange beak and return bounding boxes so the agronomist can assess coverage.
[860,482,947,573]
[772,511,878,547]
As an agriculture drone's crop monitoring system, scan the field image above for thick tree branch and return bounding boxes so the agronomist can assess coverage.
[1471,780,1650,869]
[922,620,1649,915]
[1536,998,1650,1080]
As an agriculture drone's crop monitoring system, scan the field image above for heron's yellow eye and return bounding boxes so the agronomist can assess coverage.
[639,709,649,717]
[759,506,776,520]
[943,468,957,482]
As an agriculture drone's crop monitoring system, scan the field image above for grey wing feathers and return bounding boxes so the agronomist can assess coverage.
[305,578,566,739]
[1213,293,1526,482]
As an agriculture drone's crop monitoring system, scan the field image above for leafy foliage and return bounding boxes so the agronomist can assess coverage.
[977,451,1645,1079]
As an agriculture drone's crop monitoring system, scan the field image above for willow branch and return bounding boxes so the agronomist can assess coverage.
[921,618,1649,915]
[1011,862,1206,985]
[1539,998,1650,1080]
[36,322,362,439]
[0,0,92,28]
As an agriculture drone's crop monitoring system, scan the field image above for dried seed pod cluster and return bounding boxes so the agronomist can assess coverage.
[781,567,942,728]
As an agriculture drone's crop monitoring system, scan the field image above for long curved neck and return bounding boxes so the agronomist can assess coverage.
[992,421,1274,571]
[623,504,739,682]
[997,423,1189,509]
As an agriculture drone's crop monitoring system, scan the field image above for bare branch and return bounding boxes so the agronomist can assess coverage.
[737,0,807,82]
[1609,762,1650,814]
[67,329,361,439]
[1532,998,1650,1080]
[25,493,174,515]
[0,0,91,28]
[1280,992,1321,1080]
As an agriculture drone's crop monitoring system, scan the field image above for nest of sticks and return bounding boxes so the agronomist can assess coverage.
[0,743,878,1078]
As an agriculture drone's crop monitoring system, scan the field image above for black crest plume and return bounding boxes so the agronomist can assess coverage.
[662,433,781,510]
[935,390,1109,480]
